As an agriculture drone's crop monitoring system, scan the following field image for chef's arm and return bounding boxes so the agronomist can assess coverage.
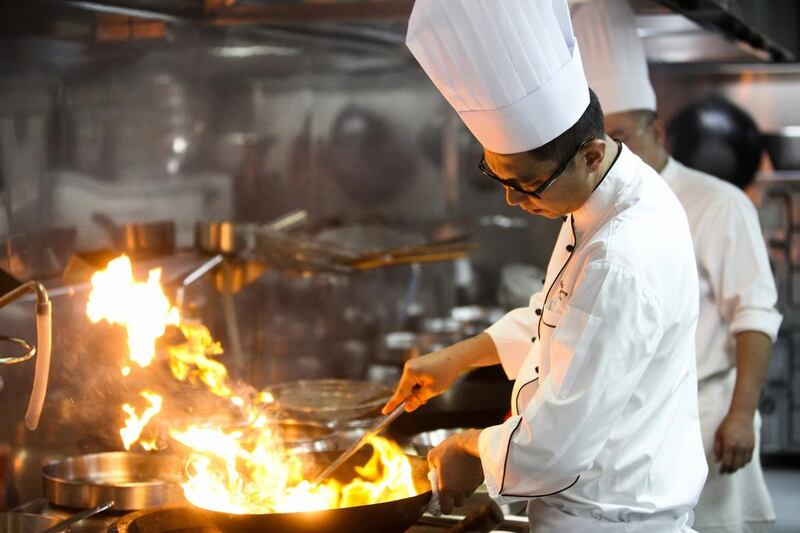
[696,194,782,473]
[383,333,500,413]
[714,330,772,474]
[729,330,772,417]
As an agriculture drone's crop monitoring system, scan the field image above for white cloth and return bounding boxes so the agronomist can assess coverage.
[406,0,589,154]
[694,372,775,533]
[661,157,780,532]
[480,145,707,531]
[572,0,656,115]
[661,158,782,379]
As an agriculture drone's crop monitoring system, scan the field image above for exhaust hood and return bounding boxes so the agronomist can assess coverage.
[650,0,798,62]
[1,0,797,63]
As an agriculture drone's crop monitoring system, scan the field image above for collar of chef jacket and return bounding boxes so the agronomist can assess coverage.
[570,141,628,243]
[660,156,680,188]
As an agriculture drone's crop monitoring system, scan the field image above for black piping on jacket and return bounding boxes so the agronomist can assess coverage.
[498,216,578,498]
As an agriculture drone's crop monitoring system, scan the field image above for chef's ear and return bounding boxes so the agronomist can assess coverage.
[581,139,607,173]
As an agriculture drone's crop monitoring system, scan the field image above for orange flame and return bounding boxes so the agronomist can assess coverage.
[120,390,163,450]
[167,322,234,399]
[170,425,417,514]
[87,255,419,513]
[87,256,179,368]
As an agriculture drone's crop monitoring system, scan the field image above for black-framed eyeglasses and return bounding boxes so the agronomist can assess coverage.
[478,138,595,199]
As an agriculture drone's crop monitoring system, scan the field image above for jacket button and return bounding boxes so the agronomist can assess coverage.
[566,244,574,252]
[535,308,542,316]
[535,366,539,373]
[541,278,545,284]
[531,337,536,343]
[562,216,568,222]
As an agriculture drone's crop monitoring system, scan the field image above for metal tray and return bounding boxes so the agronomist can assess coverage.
[42,452,186,512]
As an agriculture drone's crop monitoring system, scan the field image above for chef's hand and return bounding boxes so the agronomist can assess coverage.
[428,429,484,515]
[382,349,463,414]
[714,411,755,475]
[383,333,501,415]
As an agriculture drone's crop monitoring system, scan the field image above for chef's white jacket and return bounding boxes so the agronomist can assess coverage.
[661,157,782,381]
[662,157,780,532]
[480,145,708,532]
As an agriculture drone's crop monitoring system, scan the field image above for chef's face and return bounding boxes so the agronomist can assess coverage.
[483,140,608,219]
[605,111,663,169]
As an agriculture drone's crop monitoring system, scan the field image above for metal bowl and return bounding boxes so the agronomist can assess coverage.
[0,512,61,533]
[268,379,392,425]
[764,127,800,170]
[268,419,337,453]
[407,428,475,456]
[42,452,185,511]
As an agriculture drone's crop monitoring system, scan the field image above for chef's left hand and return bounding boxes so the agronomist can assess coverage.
[427,429,484,514]
[714,410,755,475]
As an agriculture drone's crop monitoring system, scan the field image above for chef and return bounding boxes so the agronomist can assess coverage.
[572,1,782,531]
[384,0,707,531]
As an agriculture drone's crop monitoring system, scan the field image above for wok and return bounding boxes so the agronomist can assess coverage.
[199,450,431,533]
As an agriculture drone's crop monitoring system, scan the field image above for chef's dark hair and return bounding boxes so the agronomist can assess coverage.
[529,88,604,163]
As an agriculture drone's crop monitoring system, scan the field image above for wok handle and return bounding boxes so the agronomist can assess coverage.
[445,501,504,533]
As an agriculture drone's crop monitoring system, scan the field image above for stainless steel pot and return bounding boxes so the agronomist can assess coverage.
[42,452,185,511]
[407,427,475,456]
[91,214,176,259]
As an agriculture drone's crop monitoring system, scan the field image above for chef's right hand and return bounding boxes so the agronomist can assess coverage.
[382,349,463,414]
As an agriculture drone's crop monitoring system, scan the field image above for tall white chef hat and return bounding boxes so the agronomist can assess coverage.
[572,0,656,115]
[406,0,590,154]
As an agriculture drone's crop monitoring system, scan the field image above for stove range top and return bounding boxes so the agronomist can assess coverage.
[17,494,528,532]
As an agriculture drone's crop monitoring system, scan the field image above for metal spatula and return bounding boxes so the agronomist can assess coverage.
[311,399,409,485]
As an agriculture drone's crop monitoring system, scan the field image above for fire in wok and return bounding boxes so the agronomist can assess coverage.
[86,256,429,525]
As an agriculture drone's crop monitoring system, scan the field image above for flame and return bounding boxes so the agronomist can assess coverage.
[167,322,234,399]
[87,255,179,368]
[86,254,419,513]
[170,425,418,514]
[120,390,163,450]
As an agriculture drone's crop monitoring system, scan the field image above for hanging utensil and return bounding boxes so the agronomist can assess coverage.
[0,270,52,431]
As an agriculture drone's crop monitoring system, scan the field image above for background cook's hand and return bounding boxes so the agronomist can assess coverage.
[382,349,464,414]
[714,411,755,474]
[427,429,484,515]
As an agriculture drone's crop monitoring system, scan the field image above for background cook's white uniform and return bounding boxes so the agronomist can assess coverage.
[662,157,782,533]
[480,146,708,532]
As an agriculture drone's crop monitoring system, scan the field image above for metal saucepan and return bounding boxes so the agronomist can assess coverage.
[195,210,308,256]
[42,452,185,511]
[91,214,176,259]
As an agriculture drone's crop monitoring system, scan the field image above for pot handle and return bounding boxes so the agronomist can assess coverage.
[25,299,51,430]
